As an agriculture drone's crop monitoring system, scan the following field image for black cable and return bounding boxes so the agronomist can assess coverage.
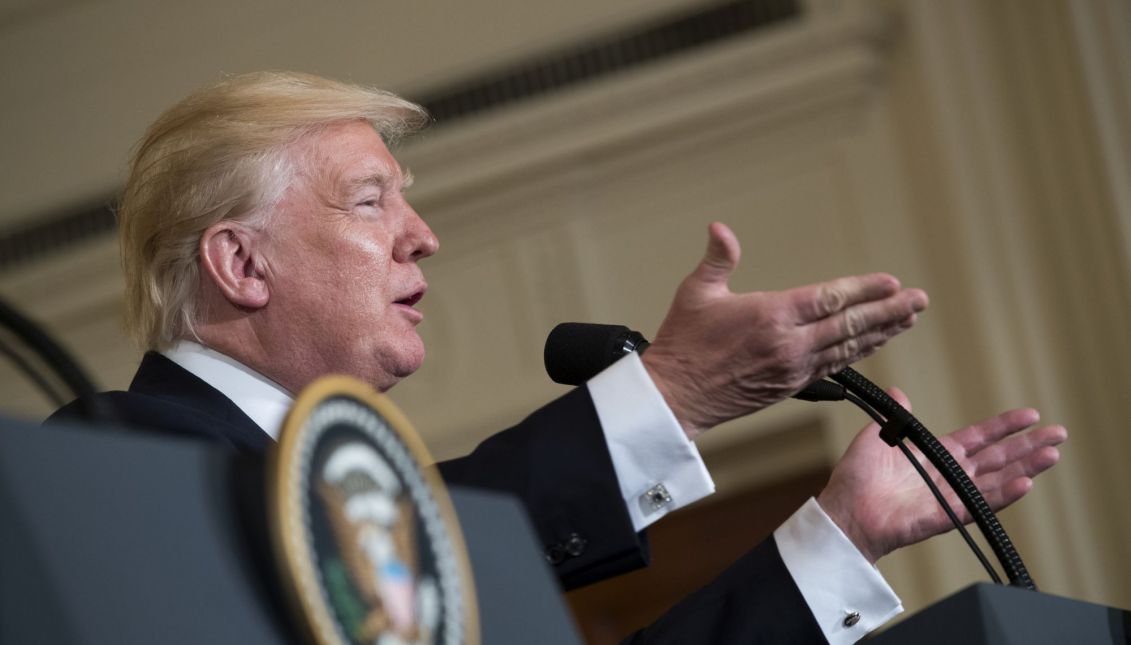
[842,391,1003,584]
[843,390,884,425]
[894,441,1003,584]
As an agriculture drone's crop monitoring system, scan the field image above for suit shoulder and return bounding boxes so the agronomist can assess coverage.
[45,390,255,452]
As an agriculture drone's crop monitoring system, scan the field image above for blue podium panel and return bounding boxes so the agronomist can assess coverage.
[871,583,1131,645]
[0,417,293,645]
[1,417,584,645]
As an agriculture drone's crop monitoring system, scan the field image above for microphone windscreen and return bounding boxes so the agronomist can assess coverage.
[544,323,632,385]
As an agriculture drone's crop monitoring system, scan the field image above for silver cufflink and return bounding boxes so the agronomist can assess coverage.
[843,611,861,627]
[642,483,673,511]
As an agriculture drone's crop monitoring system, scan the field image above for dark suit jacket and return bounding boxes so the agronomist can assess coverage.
[49,352,824,643]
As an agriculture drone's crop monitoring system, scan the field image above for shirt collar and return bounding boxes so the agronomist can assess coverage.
[161,340,293,440]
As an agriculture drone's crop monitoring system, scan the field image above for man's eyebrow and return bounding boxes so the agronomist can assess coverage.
[344,167,413,192]
[344,172,388,191]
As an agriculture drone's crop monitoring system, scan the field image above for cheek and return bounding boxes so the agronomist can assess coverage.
[294,233,389,305]
[271,227,411,364]
[333,229,392,277]
[333,261,392,319]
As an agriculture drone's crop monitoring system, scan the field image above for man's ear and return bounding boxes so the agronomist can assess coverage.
[199,222,270,310]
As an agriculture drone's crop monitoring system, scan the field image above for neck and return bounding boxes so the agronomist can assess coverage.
[190,322,304,396]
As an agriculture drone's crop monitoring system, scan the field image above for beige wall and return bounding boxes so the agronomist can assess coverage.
[2,0,1129,621]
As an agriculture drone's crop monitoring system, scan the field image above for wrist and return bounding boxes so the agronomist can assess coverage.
[641,351,706,441]
[816,488,882,564]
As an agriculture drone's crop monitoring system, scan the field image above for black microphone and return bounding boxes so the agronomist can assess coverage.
[544,323,650,385]
[543,322,842,401]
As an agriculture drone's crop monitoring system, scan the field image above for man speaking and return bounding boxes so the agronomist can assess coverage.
[50,71,1066,643]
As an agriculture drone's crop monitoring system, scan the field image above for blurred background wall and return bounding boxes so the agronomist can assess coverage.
[1,0,1128,640]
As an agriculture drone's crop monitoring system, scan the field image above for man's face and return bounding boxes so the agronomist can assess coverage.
[261,120,438,392]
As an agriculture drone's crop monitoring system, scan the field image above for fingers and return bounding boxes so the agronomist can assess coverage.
[690,222,741,288]
[937,425,1063,517]
[930,475,1035,525]
[978,477,1035,514]
[985,444,1062,484]
[943,443,1058,519]
[946,408,1043,458]
[814,286,927,346]
[966,424,1068,476]
[811,313,918,372]
[790,273,913,324]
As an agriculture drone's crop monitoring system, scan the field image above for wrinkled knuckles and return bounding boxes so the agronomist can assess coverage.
[818,284,848,317]
[843,309,864,338]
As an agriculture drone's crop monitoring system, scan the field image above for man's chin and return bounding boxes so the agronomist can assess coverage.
[378,342,425,391]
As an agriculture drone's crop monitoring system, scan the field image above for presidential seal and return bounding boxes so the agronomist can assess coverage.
[268,376,478,645]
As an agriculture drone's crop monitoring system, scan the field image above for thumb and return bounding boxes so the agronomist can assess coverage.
[691,222,741,288]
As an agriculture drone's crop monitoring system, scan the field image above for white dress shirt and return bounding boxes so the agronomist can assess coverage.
[163,340,900,643]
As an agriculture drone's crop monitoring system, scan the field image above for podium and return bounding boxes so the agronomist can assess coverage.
[0,417,581,644]
[5,415,1129,644]
[870,582,1130,644]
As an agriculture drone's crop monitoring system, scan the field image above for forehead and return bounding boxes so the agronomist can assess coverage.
[300,120,404,188]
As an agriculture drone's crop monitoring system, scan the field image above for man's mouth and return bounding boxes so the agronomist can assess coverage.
[395,290,424,308]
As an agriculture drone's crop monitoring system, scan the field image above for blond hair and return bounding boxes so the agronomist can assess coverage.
[119,71,428,350]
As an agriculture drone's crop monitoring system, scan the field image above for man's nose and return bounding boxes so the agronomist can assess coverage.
[394,207,439,262]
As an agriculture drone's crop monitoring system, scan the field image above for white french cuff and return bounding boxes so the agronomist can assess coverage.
[774,497,903,645]
[587,352,716,533]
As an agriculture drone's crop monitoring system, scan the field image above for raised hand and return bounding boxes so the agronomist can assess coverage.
[641,222,929,439]
[817,388,1067,563]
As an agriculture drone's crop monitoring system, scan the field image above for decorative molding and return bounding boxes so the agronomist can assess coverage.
[0,0,800,274]
[417,0,800,126]
[400,7,896,215]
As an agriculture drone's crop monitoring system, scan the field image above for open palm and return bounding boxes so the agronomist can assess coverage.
[817,388,1067,563]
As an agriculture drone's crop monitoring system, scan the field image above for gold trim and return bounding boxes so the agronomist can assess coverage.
[267,375,480,645]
